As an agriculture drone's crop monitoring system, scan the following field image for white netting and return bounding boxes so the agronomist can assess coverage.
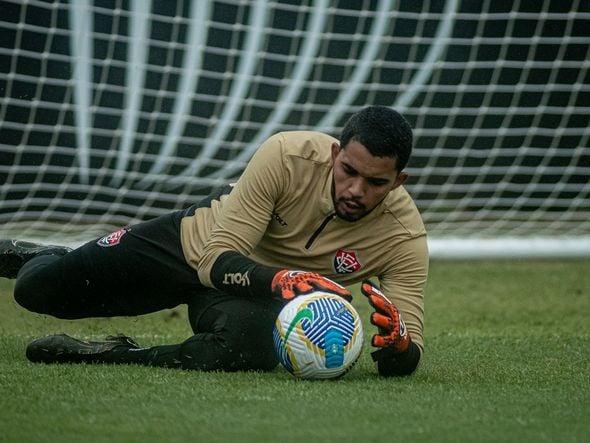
[0,0,589,257]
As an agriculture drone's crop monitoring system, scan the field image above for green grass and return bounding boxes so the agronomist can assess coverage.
[0,260,589,443]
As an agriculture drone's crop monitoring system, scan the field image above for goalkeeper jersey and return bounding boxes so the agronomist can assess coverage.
[179,131,429,350]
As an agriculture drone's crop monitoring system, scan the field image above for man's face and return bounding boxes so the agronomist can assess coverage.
[331,140,408,222]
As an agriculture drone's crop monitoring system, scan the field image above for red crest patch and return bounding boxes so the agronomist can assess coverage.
[333,249,362,274]
[97,228,127,247]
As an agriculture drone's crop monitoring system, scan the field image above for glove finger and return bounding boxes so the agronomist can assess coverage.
[371,334,393,348]
[370,312,394,331]
[281,287,296,300]
[312,280,352,301]
[361,281,383,301]
[360,281,375,297]
[361,281,392,310]
[368,293,395,317]
[293,280,314,295]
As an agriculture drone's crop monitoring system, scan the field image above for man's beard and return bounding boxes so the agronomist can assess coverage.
[333,198,367,222]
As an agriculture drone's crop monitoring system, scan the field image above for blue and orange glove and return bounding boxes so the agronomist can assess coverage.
[271,270,352,302]
[361,280,410,353]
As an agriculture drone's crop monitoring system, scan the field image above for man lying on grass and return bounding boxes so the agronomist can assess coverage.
[0,106,428,377]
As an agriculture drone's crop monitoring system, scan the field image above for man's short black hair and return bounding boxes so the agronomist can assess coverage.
[340,106,413,171]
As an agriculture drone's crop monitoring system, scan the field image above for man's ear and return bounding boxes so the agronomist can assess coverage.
[392,171,409,189]
[330,142,341,164]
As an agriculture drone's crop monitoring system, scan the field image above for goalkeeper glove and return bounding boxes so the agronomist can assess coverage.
[271,270,352,302]
[361,279,410,353]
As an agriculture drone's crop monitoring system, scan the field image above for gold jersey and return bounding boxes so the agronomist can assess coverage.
[180,131,429,350]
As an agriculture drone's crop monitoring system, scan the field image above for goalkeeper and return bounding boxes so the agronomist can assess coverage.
[0,106,428,377]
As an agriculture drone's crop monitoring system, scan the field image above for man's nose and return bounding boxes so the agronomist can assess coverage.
[348,177,365,197]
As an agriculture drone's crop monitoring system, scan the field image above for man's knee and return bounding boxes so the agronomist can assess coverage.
[14,277,64,317]
[13,256,55,314]
[14,255,78,318]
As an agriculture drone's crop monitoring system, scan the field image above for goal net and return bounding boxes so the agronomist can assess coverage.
[1,0,589,258]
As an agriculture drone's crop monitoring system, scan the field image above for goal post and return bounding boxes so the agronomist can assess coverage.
[1,0,589,257]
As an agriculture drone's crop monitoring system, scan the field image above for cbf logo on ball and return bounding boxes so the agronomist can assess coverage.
[273,292,363,379]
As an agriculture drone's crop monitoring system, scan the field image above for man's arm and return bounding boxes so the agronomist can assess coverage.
[210,251,351,301]
[196,134,285,289]
[362,280,422,376]
[364,235,428,377]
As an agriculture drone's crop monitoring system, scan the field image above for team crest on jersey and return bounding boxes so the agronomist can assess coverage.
[97,228,127,247]
[333,249,362,274]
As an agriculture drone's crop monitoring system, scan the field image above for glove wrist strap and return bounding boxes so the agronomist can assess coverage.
[371,340,421,377]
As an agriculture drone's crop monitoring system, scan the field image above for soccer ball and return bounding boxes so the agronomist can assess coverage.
[272,291,363,379]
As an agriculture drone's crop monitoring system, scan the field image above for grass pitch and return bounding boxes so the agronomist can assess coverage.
[0,260,588,443]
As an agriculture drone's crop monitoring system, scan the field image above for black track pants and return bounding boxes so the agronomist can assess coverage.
[13,210,284,371]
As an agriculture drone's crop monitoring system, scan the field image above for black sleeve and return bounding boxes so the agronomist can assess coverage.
[210,250,282,298]
[371,341,422,377]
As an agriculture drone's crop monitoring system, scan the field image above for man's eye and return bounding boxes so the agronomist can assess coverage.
[343,166,356,176]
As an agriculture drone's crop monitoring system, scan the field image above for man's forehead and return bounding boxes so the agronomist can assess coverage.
[340,141,398,175]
